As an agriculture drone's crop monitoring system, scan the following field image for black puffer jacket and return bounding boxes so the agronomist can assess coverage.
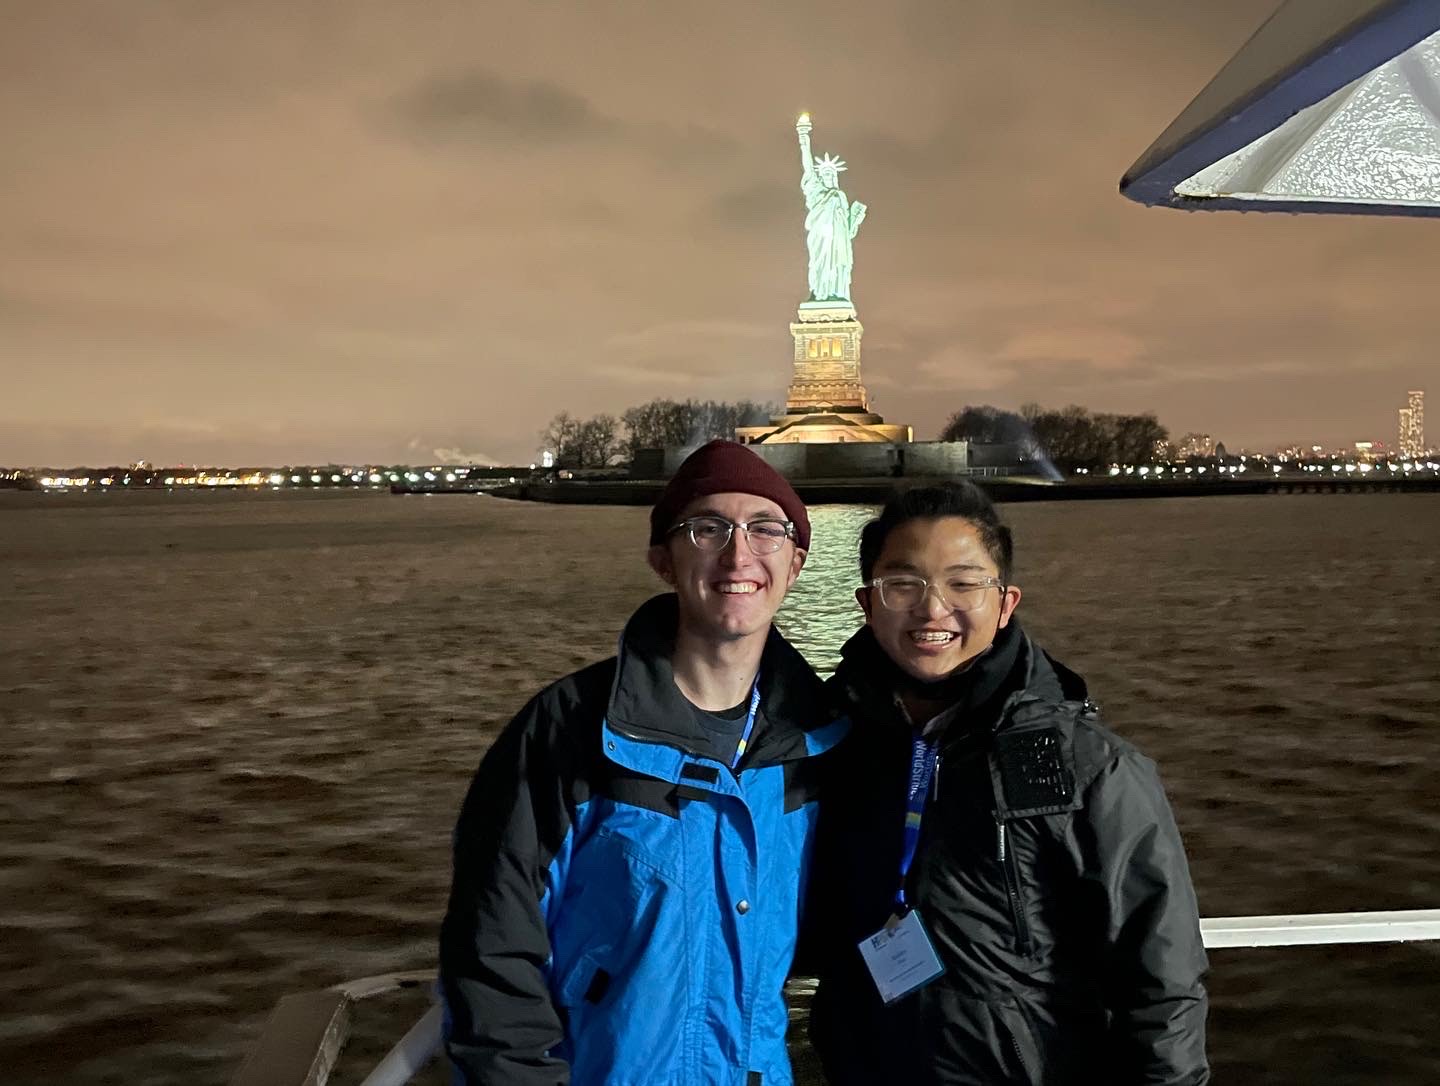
[807,624,1209,1085]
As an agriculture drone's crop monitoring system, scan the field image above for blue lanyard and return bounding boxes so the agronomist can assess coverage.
[729,673,763,770]
[896,735,939,910]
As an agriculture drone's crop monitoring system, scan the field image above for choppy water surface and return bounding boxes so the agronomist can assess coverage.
[2,489,1438,1085]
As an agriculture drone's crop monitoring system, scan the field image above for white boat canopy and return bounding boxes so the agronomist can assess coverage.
[1122,0,1440,215]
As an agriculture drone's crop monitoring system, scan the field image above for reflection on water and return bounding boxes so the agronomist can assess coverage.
[777,505,876,675]
[2,490,1439,1085]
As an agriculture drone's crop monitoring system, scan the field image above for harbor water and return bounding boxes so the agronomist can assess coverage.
[2,488,1438,1084]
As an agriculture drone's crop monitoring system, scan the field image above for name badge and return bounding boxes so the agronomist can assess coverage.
[857,910,945,1004]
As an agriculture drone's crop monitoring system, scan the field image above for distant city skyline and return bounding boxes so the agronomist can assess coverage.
[2,387,1433,470]
[3,368,1427,470]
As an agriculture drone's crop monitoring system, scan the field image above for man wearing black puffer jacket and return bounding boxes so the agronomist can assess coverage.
[806,482,1209,1085]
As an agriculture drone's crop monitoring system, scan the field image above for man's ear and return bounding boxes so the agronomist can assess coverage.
[786,547,807,588]
[856,585,873,622]
[647,544,675,585]
[997,584,1022,628]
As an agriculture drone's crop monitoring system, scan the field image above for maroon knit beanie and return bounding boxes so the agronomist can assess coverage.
[649,440,810,551]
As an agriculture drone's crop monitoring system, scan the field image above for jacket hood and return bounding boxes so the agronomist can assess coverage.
[606,593,834,765]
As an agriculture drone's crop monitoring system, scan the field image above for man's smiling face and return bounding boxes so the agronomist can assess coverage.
[649,491,806,644]
[859,515,1021,682]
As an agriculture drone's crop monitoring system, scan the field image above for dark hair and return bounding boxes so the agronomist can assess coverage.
[859,481,1014,583]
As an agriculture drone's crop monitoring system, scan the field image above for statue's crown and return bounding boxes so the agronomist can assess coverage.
[814,153,847,173]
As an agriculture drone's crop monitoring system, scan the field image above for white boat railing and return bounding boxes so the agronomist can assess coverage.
[358,1004,444,1086]
[1200,909,1440,948]
[229,909,1440,1086]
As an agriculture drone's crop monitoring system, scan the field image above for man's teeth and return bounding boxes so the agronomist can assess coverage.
[911,631,956,643]
[717,582,759,594]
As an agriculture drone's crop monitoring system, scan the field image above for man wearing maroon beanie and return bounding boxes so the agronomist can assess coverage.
[442,440,846,1085]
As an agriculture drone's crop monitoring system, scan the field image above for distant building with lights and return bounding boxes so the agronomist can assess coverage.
[1399,390,1425,457]
[1177,432,1214,459]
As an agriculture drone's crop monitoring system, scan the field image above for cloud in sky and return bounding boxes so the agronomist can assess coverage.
[1,0,1436,465]
[395,71,617,146]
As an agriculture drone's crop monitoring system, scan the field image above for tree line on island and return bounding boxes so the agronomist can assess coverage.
[942,404,1169,473]
[541,399,777,468]
[541,399,1171,474]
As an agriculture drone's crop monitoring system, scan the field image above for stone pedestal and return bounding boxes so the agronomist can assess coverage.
[785,301,869,413]
[735,301,913,445]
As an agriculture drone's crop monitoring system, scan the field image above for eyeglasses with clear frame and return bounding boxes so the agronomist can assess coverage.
[862,574,1005,613]
[667,515,796,555]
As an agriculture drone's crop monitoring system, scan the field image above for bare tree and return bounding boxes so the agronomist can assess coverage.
[622,399,692,456]
[1112,413,1169,466]
[941,405,1033,448]
[577,414,623,467]
[540,411,585,468]
[1010,404,1169,472]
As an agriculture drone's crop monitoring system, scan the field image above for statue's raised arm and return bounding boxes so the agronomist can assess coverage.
[796,113,816,180]
[794,113,864,303]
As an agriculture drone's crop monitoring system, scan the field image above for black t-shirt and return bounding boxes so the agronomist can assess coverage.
[687,697,752,767]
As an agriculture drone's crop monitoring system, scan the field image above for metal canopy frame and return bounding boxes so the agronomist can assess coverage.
[1121,0,1440,215]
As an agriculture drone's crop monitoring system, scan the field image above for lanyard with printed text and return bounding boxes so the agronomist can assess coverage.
[729,673,763,770]
[895,735,939,911]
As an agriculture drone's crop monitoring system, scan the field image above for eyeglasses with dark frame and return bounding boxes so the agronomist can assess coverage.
[667,515,796,555]
[862,574,1005,613]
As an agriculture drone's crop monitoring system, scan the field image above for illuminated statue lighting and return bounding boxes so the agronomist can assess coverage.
[795,113,866,304]
[736,115,910,447]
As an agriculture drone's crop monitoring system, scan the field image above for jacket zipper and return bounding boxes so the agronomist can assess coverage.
[995,818,1034,956]
[1005,1024,1032,1084]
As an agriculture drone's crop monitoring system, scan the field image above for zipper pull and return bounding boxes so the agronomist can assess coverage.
[996,818,1006,862]
[932,753,941,800]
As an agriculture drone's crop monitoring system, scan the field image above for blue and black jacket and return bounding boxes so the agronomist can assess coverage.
[440,593,847,1085]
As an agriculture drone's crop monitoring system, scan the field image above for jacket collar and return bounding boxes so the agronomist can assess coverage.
[605,593,840,775]
[830,620,1088,740]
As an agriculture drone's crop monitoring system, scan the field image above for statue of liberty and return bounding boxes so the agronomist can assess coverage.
[796,114,867,303]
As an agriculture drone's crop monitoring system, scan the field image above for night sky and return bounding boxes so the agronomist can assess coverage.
[3,0,1435,467]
